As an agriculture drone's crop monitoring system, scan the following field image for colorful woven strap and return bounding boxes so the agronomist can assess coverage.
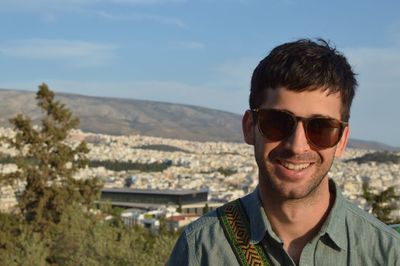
[217,199,270,266]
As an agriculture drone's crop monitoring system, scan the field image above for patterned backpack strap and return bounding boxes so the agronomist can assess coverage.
[217,199,270,266]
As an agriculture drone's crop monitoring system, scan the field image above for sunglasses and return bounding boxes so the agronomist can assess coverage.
[251,108,348,149]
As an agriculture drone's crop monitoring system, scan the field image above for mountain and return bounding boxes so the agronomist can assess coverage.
[0,88,399,151]
[0,89,243,142]
[346,139,400,152]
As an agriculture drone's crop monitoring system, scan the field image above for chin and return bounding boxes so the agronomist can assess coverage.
[260,171,327,201]
[278,187,317,200]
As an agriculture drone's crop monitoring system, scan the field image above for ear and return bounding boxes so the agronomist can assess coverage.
[242,110,255,145]
[335,125,349,158]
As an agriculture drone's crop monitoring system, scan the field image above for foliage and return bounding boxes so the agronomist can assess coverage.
[135,144,189,153]
[0,84,180,264]
[176,204,182,213]
[216,167,237,176]
[201,167,237,177]
[0,155,17,164]
[347,151,400,164]
[203,203,209,214]
[0,156,172,173]
[362,182,400,224]
[89,159,171,172]
[0,212,49,266]
[0,206,179,266]
[394,225,400,234]
[0,83,101,231]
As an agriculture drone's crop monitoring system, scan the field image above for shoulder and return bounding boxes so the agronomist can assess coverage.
[342,198,400,263]
[167,212,221,266]
[183,209,220,235]
[182,208,223,242]
[168,207,239,265]
[344,199,400,241]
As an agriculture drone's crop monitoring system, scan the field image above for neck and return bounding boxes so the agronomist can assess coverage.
[259,178,334,265]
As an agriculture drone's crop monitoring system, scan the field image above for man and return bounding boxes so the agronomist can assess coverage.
[167,39,400,265]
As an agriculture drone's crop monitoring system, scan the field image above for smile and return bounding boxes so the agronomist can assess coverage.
[279,161,312,171]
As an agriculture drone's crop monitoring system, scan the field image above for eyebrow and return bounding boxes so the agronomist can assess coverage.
[272,108,338,120]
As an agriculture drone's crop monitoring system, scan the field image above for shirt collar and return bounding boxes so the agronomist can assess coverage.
[241,180,349,250]
[241,186,280,244]
[319,179,348,251]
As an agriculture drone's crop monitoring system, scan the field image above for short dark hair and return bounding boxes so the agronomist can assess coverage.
[250,39,357,121]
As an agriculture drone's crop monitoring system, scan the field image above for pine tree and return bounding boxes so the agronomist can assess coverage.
[362,181,400,224]
[0,83,101,231]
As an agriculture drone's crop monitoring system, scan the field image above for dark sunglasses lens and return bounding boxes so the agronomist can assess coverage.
[258,110,295,141]
[307,118,342,148]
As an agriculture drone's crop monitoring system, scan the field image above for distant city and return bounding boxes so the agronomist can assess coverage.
[1,89,399,150]
[0,127,399,231]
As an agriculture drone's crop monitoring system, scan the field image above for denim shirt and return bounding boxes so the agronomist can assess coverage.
[167,180,400,266]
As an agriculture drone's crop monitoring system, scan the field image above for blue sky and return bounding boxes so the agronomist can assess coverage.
[1,0,400,147]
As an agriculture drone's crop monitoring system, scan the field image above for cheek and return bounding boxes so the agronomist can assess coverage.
[253,143,265,164]
[317,149,336,167]
[254,138,278,163]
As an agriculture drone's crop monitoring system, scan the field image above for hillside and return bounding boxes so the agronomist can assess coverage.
[0,88,398,151]
[0,89,242,142]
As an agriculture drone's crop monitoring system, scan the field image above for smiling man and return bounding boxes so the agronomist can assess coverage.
[167,39,400,266]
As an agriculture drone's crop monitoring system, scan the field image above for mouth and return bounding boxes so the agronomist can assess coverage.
[277,160,314,171]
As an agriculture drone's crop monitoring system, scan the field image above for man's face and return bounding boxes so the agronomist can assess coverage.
[243,87,349,200]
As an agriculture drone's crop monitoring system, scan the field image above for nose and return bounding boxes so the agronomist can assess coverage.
[282,121,310,154]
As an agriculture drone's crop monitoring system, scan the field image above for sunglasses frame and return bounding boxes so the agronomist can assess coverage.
[251,108,348,149]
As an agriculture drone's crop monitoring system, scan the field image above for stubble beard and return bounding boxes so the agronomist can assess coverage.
[256,151,334,202]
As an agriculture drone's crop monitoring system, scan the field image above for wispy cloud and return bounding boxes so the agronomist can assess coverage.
[0,0,188,28]
[0,0,185,5]
[0,0,186,11]
[92,10,187,28]
[141,14,186,28]
[0,0,92,10]
[0,39,117,67]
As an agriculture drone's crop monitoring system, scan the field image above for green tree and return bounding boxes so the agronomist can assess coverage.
[203,203,209,214]
[0,212,48,266]
[0,84,180,265]
[0,83,101,231]
[176,204,182,213]
[362,181,400,224]
[47,204,179,265]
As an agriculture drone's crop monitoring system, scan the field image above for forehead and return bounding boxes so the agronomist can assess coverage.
[261,87,342,119]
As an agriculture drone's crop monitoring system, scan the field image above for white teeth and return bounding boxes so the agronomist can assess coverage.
[280,161,311,170]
